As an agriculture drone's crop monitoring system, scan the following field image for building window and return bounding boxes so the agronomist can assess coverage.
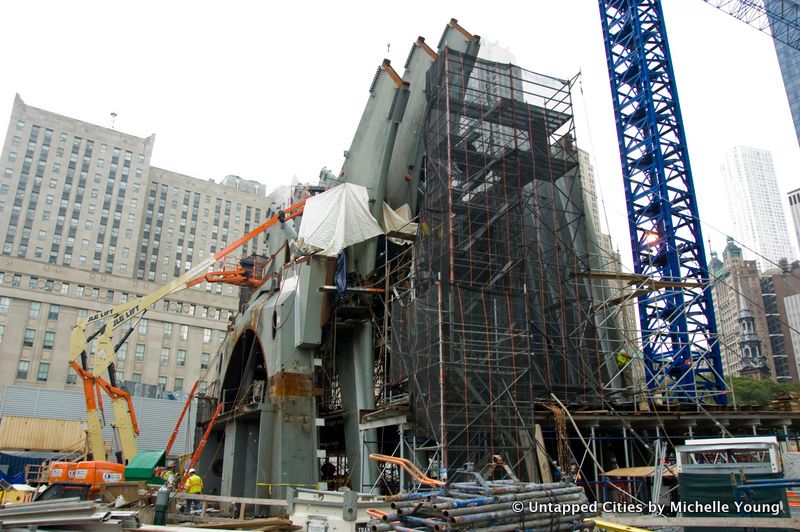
[200,352,210,370]
[47,304,60,320]
[16,360,29,380]
[66,366,77,385]
[177,349,186,367]
[132,372,142,383]
[135,344,145,362]
[8,151,16,163]
[161,348,170,366]
[163,323,172,338]
[0,324,4,343]
[118,343,128,360]
[0,296,10,314]
[199,381,208,394]
[29,277,38,289]
[37,363,50,382]
[180,325,188,341]
[29,302,40,318]
[203,328,212,343]
[174,377,183,391]
[23,329,35,348]
[60,283,69,296]
[138,318,148,334]
[158,375,167,387]
[43,331,55,350]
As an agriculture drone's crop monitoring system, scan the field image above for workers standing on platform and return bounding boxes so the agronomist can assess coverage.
[184,467,203,513]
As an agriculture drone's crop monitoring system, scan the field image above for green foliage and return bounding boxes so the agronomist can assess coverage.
[725,376,800,406]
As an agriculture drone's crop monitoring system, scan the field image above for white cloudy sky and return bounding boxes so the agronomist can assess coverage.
[1,0,797,271]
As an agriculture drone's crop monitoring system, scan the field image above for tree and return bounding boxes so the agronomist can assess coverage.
[726,376,783,406]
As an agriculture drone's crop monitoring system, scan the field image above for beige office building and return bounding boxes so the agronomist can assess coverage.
[0,95,271,398]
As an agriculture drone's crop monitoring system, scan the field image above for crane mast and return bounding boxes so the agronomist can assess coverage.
[598,0,727,404]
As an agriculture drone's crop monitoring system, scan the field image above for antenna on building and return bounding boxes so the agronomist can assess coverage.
[110,112,118,129]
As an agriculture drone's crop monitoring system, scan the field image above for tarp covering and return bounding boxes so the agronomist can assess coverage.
[297,183,383,257]
[382,202,417,245]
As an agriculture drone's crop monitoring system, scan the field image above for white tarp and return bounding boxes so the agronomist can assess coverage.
[297,183,383,257]
[382,202,418,245]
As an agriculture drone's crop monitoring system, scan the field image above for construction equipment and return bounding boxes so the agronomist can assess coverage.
[35,460,125,501]
[68,200,306,464]
[598,0,726,403]
[702,0,800,52]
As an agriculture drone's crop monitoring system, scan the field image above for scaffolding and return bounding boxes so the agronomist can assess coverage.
[389,48,625,478]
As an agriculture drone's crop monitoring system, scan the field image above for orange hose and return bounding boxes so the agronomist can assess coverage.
[368,454,445,487]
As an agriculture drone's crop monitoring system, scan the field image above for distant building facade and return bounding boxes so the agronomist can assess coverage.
[710,238,776,379]
[722,146,793,271]
[577,148,638,348]
[0,95,272,400]
[788,187,800,253]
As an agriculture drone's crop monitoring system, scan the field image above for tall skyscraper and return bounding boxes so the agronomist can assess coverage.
[721,145,793,270]
[766,0,800,146]
[0,95,272,401]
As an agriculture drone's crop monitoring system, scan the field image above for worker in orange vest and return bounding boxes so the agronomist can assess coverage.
[184,468,203,513]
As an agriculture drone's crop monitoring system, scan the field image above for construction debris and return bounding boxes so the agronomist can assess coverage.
[371,482,593,532]
[0,496,139,528]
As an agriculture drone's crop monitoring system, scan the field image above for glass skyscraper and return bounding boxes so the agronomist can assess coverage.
[766,0,800,145]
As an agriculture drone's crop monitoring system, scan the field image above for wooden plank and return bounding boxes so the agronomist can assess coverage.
[534,424,553,484]
[192,518,294,529]
[174,493,287,507]
[518,429,539,483]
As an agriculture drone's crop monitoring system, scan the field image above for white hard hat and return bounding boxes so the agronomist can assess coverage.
[188,467,196,473]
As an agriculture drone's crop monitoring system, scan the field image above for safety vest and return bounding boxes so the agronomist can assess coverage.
[616,352,630,368]
[185,473,203,494]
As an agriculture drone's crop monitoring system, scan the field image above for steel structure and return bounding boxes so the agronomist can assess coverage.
[701,0,800,51]
[390,47,623,477]
[598,0,726,403]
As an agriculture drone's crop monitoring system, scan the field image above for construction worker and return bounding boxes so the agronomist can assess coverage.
[160,462,176,488]
[568,462,583,483]
[184,467,203,513]
[616,350,633,388]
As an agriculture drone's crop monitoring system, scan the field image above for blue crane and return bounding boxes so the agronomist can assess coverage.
[598,0,727,404]
[701,0,800,51]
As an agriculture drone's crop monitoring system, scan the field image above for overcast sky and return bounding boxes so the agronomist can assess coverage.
[1,0,797,271]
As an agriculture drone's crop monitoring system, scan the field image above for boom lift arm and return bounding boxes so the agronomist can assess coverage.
[69,200,305,462]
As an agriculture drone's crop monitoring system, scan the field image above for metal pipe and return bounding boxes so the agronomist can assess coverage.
[448,499,588,526]
[433,487,584,511]
[386,490,444,502]
[399,515,445,529]
[443,493,584,517]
